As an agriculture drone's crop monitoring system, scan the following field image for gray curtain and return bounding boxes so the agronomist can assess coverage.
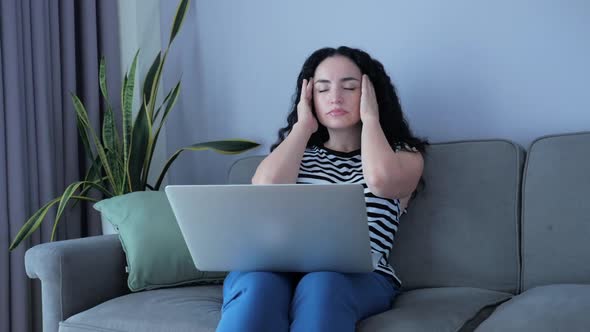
[0,1,121,331]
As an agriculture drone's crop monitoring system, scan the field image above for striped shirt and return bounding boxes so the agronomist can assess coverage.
[296,144,411,288]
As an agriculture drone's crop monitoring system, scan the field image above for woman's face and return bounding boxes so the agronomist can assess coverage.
[312,55,362,130]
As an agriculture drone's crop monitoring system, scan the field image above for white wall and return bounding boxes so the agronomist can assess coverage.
[160,0,590,185]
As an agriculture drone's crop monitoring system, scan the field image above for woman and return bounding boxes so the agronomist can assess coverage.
[216,46,428,332]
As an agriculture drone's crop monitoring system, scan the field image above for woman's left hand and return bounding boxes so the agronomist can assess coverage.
[360,74,380,123]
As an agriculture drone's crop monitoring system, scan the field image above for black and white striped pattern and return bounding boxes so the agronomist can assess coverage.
[297,145,405,287]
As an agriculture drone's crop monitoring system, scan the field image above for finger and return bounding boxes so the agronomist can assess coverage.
[306,77,314,101]
[362,74,369,95]
[300,79,308,101]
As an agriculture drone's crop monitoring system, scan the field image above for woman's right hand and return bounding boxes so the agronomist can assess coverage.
[296,78,318,134]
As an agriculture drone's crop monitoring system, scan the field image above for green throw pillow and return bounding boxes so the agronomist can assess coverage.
[93,191,227,292]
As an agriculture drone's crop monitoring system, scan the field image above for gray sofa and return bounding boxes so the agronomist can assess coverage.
[25,131,590,332]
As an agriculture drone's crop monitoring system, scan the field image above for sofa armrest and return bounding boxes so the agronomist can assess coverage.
[25,235,129,332]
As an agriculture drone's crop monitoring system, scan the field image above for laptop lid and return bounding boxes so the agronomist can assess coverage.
[165,184,374,273]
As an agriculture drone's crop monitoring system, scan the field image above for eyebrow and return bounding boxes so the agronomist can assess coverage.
[314,77,360,84]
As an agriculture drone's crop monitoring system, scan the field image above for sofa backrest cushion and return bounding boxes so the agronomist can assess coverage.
[228,140,524,294]
[227,156,265,184]
[521,132,590,291]
[389,140,524,293]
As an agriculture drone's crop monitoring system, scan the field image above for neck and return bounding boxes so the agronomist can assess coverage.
[323,124,362,152]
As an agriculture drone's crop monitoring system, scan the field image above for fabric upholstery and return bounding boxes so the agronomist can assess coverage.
[475,284,590,332]
[359,287,512,332]
[25,235,128,332]
[59,285,513,332]
[227,156,264,184]
[520,132,590,291]
[389,140,524,293]
[60,286,223,332]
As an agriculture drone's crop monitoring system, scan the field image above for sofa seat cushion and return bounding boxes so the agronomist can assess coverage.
[475,284,590,332]
[358,287,512,332]
[59,285,223,332]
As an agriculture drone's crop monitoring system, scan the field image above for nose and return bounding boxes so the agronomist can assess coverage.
[329,90,343,105]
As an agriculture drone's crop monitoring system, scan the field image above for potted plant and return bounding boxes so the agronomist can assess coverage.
[9,0,259,250]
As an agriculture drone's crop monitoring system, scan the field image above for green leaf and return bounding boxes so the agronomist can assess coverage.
[78,155,106,198]
[169,0,190,46]
[9,197,60,251]
[143,81,181,187]
[72,94,118,191]
[73,161,113,209]
[50,181,104,241]
[51,182,85,241]
[8,194,98,251]
[153,139,260,190]
[140,95,155,186]
[123,50,140,183]
[71,94,91,127]
[106,147,123,195]
[121,73,128,130]
[99,57,108,101]
[128,105,150,191]
[74,103,95,161]
[99,57,120,156]
[154,81,181,142]
[102,106,116,152]
[153,85,174,122]
[146,50,168,131]
[143,52,162,121]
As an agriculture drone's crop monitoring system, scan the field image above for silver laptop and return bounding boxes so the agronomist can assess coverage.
[165,184,374,273]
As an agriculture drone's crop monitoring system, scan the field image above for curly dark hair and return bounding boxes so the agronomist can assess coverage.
[271,46,428,154]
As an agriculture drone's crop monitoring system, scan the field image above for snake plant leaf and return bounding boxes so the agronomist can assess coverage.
[72,94,117,191]
[72,93,94,161]
[143,52,161,120]
[99,57,109,102]
[102,106,117,152]
[140,95,155,186]
[49,181,105,241]
[154,81,181,142]
[147,49,168,129]
[80,155,106,194]
[143,81,181,186]
[75,111,94,162]
[51,195,100,242]
[153,85,175,122]
[153,140,260,190]
[122,50,140,174]
[100,57,120,154]
[169,0,190,46]
[8,194,97,251]
[51,181,87,241]
[9,197,60,251]
[128,105,150,191]
[107,148,123,195]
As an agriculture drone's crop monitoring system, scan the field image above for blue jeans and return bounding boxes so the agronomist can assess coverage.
[216,271,399,332]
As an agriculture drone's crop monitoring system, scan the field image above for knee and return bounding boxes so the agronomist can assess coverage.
[295,272,350,302]
[223,272,291,310]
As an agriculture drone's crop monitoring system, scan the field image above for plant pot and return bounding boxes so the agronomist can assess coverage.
[101,213,118,235]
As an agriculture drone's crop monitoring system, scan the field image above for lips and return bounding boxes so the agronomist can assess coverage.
[328,109,348,116]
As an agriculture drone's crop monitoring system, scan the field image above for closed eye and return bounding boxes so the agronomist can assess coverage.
[344,88,356,91]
